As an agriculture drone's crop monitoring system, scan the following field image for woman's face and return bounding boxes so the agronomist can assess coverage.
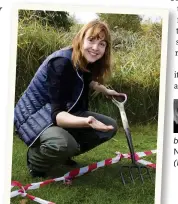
[82,28,107,63]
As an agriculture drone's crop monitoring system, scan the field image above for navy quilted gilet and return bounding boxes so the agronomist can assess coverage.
[14,48,84,146]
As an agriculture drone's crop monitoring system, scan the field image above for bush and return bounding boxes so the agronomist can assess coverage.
[111,31,160,88]
[98,13,142,32]
[18,10,75,30]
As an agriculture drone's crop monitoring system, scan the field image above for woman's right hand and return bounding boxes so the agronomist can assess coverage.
[86,116,114,132]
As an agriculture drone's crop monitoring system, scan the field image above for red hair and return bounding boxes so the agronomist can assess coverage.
[72,20,111,84]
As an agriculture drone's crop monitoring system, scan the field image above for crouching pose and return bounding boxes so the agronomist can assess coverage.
[14,20,122,177]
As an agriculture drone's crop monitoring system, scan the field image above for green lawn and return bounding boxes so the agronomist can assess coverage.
[11,124,157,204]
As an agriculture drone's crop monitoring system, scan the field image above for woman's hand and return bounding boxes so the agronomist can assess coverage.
[90,81,125,99]
[86,116,114,132]
[105,89,125,98]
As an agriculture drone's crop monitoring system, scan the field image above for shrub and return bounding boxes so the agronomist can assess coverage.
[18,9,75,30]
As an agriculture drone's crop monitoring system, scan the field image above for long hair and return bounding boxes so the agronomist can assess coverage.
[72,20,111,84]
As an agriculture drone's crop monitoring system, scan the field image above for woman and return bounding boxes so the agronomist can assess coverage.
[14,20,122,178]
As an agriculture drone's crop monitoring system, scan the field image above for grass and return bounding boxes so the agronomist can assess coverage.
[11,124,157,204]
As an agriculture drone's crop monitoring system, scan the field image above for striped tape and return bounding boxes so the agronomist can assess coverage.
[137,159,156,169]
[116,150,157,160]
[11,150,156,203]
[11,181,55,204]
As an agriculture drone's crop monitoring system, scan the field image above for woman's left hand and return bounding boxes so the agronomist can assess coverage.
[105,89,124,98]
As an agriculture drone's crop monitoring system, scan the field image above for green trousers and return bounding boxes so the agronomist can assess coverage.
[27,111,118,172]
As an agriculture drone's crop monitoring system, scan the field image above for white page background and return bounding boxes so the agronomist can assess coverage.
[0,0,175,203]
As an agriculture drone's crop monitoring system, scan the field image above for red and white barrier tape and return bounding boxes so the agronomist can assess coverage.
[11,181,55,204]
[11,177,65,198]
[64,153,121,178]
[11,150,156,203]
[115,150,157,169]
[137,159,156,168]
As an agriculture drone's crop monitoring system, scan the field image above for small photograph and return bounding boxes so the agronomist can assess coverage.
[174,99,178,133]
[10,6,167,204]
